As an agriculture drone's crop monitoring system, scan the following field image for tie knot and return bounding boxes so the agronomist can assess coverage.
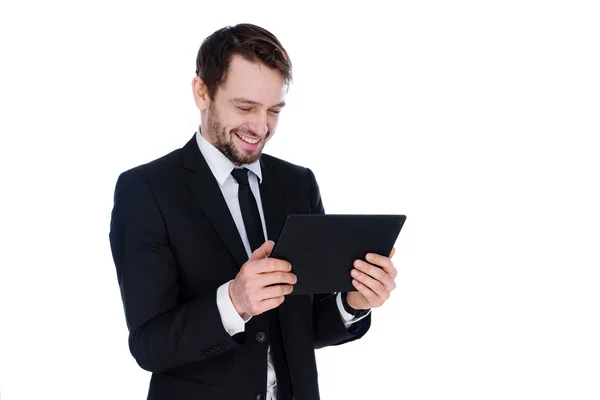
[231,168,250,186]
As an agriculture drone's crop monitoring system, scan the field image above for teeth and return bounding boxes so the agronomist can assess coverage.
[237,134,260,144]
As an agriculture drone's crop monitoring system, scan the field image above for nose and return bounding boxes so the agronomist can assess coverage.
[249,112,268,137]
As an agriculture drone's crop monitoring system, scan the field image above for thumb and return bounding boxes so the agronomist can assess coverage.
[249,240,275,261]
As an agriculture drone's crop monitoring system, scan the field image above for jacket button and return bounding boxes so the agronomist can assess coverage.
[256,393,265,400]
[256,332,267,343]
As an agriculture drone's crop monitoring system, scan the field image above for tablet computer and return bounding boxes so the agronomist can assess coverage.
[270,214,406,295]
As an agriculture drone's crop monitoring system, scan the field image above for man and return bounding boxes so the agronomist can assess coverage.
[109,23,398,400]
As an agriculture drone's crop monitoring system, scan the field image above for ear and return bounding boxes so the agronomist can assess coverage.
[192,76,209,110]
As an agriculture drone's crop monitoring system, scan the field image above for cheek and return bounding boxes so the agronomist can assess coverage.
[228,118,246,134]
[267,115,279,133]
[215,107,243,133]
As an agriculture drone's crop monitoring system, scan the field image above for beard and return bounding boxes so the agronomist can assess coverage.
[205,104,271,165]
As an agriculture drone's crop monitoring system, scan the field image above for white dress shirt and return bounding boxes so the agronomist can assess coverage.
[196,131,370,400]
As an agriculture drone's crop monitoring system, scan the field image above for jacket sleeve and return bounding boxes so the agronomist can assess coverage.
[305,168,372,349]
[109,170,242,373]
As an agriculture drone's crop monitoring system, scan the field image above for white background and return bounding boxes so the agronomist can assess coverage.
[1,1,599,399]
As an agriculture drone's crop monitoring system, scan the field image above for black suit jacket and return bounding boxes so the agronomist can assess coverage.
[109,135,371,400]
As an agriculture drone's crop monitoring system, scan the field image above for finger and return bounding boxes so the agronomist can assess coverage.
[365,253,398,280]
[389,247,396,258]
[261,271,297,286]
[259,296,286,313]
[351,266,387,297]
[256,258,293,274]
[261,284,294,300]
[352,279,380,307]
[249,240,275,261]
[355,260,396,292]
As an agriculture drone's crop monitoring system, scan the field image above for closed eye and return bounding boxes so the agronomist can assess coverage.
[237,106,252,112]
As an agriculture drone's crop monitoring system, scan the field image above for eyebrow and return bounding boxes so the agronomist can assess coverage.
[231,97,286,108]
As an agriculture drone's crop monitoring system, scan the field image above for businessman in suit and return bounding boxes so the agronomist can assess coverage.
[109,23,398,400]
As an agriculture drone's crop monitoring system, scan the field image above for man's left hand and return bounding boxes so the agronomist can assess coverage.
[346,247,397,310]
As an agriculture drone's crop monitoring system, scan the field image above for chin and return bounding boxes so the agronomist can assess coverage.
[235,146,265,164]
[238,153,261,165]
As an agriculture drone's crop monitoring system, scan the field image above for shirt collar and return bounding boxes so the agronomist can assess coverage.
[195,130,263,186]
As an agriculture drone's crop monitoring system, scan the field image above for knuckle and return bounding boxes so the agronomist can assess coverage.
[371,268,382,279]
[278,272,287,282]
[269,259,279,270]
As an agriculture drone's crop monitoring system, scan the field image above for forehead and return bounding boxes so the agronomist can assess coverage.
[219,55,286,105]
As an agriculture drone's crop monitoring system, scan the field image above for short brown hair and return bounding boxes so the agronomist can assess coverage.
[195,23,293,100]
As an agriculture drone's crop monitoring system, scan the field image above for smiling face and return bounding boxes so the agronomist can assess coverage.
[193,55,287,165]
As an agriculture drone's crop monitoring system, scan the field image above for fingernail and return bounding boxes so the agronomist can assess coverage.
[356,260,363,267]
[351,270,359,277]
[367,254,375,261]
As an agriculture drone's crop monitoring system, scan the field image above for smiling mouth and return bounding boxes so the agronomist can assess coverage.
[235,132,261,145]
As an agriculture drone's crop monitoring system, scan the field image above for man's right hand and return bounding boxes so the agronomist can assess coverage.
[229,240,297,318]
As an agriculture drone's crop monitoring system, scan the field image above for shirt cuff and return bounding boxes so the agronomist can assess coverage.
[336,292,371,328]
[217,280,251,336]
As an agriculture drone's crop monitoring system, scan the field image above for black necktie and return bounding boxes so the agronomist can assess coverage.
[231,168,293,397]
[231,168,265,252]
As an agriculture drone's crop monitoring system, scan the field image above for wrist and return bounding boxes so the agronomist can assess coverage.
[342,292,369,317]
[228,280,245,317]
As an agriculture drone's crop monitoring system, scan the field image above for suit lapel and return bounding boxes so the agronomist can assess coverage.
[182,136,290,269]
[182,136,249,270]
